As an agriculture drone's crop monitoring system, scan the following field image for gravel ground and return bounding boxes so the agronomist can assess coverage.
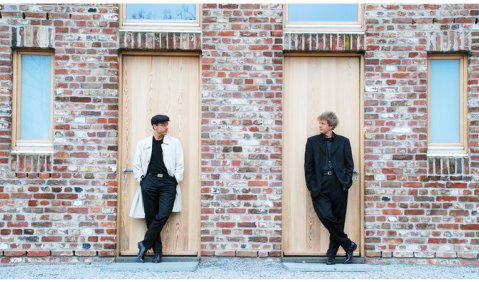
[1,257,479,279]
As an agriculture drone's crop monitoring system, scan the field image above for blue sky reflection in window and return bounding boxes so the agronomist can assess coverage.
[20,54,51,141]
[288,4,358,22]
[430,59,461,144]
[126,4,196,20]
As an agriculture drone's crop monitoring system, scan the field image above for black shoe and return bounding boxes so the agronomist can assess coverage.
[152,241,162,263]
[343,242,357,264]
[136,242,147,263]
[326,257,335,265]
[152,253,162,263]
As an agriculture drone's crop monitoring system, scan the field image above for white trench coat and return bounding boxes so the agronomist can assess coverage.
[129,135,184,218]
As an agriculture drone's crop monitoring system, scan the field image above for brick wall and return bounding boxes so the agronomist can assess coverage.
[363,4,479,264]
[0,4,119,263]
[0,3,478,264]
[200,3,283,257]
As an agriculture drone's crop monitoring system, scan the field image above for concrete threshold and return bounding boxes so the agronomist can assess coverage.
[283,262,380,272]
[282,256,366,264]
[282,257,378,272]
[104,256,199,272]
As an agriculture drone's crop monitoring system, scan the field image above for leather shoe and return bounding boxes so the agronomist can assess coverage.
[326,257,335,265]
[343,242,357,264]
[152,253,162,263]
[136,241,148,263]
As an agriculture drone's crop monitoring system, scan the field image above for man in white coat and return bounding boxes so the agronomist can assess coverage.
[131,114,184,263]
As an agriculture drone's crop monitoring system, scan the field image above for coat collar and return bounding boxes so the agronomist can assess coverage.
[144,135,171,149]
[162,135,171,145]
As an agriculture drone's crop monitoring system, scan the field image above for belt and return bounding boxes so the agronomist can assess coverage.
[147,172,170,178]
[322,171,335,176]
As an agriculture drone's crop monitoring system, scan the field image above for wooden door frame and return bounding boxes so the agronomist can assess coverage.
[116,51,202,257]
[281,53,365,257]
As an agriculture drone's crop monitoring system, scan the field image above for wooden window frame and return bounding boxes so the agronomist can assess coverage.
[119,4,201,31]
[12,50,54,153]
[427,54,468,156]
[284,4,364,33]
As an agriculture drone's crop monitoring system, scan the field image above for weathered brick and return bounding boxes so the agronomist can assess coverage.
[460,224,479,230]
[27,251,51,257]
[51,251,74,256]
[75,250,97,257]
[0,3,477,265]
[215,251,235,256]
[4,251,26,257]
[363,3,478,264]
[200,3,283,258]
[236,251,257,257]
[0,3,119,264]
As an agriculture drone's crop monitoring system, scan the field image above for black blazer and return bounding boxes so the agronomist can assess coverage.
[304,132,354,198]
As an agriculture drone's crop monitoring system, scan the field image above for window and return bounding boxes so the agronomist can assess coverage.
[427,55,467,155]
[13,51,54,152]
[285,4,363,32]
[120,4,200,31]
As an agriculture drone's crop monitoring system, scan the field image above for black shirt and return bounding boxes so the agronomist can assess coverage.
[146,136,168,175]
[323,136,335,172]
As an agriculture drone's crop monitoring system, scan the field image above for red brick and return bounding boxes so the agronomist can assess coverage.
[216,222,236,228]
[428,238,447,244]
[218,31,235,36]
[4,251,26,257]
[436,196,457,202]
[215,251,235,256]
[236,251,257,257]
[67,208,89,213]
[438,224,459,230]
[461,224,479,230]
[383,209,402,215]
[405,209,424,215]
[34,193,55,199]
[248,181,268,187]
[42,236,62,242]
[27,251,51,257]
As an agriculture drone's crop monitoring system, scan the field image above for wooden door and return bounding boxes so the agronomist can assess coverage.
[283,56,362,256]
[119,55,200,256]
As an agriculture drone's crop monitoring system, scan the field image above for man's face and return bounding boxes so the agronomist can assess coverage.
[318,119,333,135]
[153,122,169,136]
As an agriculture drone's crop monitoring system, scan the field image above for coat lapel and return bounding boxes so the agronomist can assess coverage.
[318,134,327,154]
[329,132,339,155]
[162,135,172,174]
[144,136,152,163]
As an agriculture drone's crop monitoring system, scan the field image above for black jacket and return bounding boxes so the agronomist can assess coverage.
[304,132,354,198]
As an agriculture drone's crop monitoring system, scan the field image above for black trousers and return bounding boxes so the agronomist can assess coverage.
[140,175,176,253]
[311,174,352,258]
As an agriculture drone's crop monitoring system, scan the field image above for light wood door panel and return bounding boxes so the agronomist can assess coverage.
[120,55,199,256]
[283,56,361,256]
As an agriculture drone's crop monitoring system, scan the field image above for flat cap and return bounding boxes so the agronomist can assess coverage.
[151,114,170,125]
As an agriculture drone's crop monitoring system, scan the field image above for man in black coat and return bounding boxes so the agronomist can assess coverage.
[304,111,357,265]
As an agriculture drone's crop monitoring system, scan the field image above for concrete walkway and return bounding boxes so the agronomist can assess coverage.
[1,257,478,279]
